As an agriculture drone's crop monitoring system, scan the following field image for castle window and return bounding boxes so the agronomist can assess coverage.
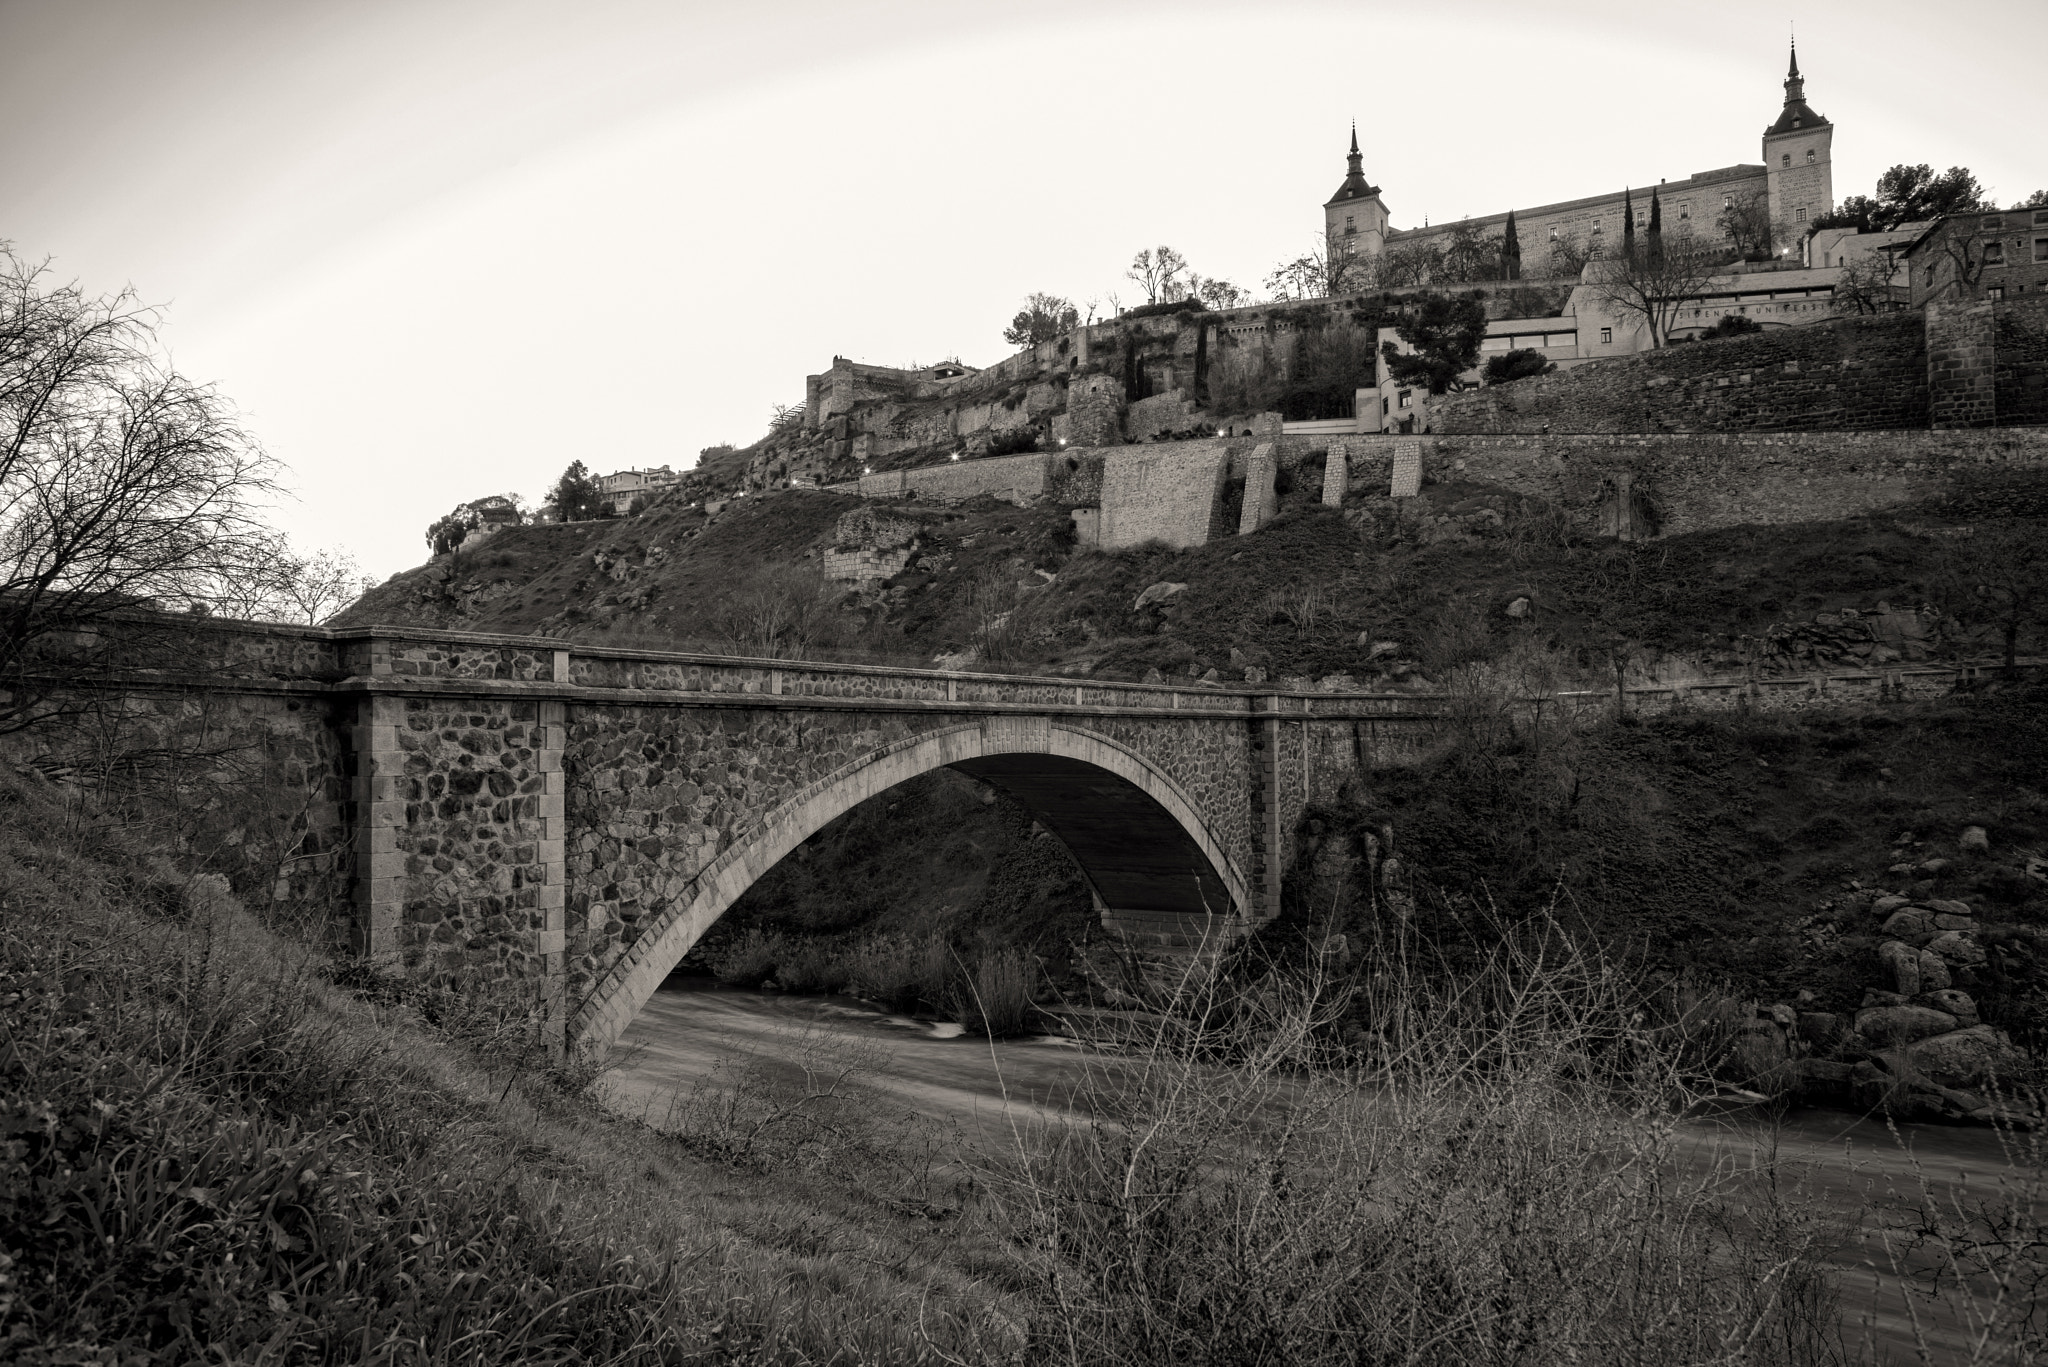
[1781,153,1792,168]
[1600,327,1613,344]
[1989,286,2004,300]
[1678,202,1691,220]
[1549,226,1559,240]
[2033,237,2048,262]
[2036,211,2048,226]
[1985,241,2005,266]
[1591,219,1602,234]
[1796,207,1807,222]
[1806,149,1816,164]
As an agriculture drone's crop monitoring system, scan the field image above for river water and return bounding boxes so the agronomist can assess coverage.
[606,976,2036,1362]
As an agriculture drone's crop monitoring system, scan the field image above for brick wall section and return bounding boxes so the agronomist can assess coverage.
[1927,300,1998,429]
[1345,428,2048,537]
[1431,312,1930,434]
[1995,295,2048,427]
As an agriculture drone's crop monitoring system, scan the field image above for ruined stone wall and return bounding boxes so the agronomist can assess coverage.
[1344,427,2048,537]
[1431,312,1930,434]
[1994,295,2048,428]
[1927,300,1997,430]
[857,451,1057,503]
[1098,442,1233,550]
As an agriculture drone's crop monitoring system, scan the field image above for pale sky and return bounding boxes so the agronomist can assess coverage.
[4,0,2043,580]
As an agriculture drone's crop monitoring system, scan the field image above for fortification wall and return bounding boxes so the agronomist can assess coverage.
[1430,312,1930,434]
[1344,428,2048,536]
[857,450,1056,503]
[1994,296,2048,428]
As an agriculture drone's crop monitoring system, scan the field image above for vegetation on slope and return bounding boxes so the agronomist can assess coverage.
[0,769,1021,1364]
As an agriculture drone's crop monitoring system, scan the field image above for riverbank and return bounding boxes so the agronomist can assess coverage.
[610,974,2046,1366]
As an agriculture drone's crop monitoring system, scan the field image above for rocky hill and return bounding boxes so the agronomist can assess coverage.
[336,471,2048,1106]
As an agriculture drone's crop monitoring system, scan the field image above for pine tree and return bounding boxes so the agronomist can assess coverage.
[1502,210,1522,282]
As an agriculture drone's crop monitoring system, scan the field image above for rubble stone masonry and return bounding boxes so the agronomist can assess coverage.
[1431,312,1931,434]
[17,617,2036,1057]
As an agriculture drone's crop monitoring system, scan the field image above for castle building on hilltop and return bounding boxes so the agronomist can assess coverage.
[1328,44,1834,274]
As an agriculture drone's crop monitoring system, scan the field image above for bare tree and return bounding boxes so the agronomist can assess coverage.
[0,246,279,731]
[1930,522,2048,671]
[1583,235,1725,349]
[1265,239,1378,301]
[713,564,843,660]
[1546,233,1599,282]
[1716,190,1777,260]
[256,546,377,625]
[1834,245,1904,315]
[1126,246,1190,305]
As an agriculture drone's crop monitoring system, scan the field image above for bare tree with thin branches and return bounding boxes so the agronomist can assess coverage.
[1583,234,1726,350]
[1,246,280,731]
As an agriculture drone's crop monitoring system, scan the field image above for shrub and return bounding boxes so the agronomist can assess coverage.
[1482,347,1555,385]
[958,948,1037,1037]
[985,427,1043,458]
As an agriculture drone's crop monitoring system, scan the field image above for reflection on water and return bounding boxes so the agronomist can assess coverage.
[606,975,2034,1363]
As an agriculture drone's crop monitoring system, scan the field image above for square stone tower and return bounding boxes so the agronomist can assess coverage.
[1763,43,1834,249]
[1324,125,1389,272]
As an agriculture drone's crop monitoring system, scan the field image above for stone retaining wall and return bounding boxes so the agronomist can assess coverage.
[1430,312,1930,434]
[1344,427,2048,536]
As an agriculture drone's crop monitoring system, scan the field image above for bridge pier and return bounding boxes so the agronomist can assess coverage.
[35,618,1462,1055]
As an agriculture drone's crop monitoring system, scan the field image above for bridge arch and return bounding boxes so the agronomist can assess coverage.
[571,717,1247,1053]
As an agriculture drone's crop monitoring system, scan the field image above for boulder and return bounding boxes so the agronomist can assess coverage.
[1881,908,1935,937]
[1860,988,1907,1009]
[1927,898,1973,917]
[1872,895,1911,916]
[1506,596,1531,618]
[1854,1004,1959,1047]
[1927,931,1988,966]
[1917,950,1953,993]
[1905,1025,2025,1090]
[1919,858,1953,875]
[1933,913,1978,932]
[1133,581,1188,610]
[1877,940,1921,996]
[1799,1059,1853,1084]
[1959,826,1990,853]
[1796,1011,1842,1047]
[1917,989,1980,1026]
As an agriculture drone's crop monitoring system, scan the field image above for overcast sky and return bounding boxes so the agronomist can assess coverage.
[4,0,2043,580]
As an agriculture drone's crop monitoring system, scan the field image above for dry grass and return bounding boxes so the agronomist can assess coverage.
[0,768,1021,1364]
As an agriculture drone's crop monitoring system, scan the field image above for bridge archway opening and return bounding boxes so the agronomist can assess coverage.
[573,722,1245,1052]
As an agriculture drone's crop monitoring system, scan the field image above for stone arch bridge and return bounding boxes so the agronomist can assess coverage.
[47,622,1433,1054]
[46,620,1937,1054]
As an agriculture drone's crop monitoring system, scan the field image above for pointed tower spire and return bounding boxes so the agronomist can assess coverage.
[1326,123,1378,205]
[1768,37,1825,134]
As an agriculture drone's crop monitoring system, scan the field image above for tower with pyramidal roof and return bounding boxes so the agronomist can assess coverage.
[1762,40,1835,235]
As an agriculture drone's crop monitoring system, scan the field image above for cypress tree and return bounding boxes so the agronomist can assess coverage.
[1622,187,1635,253]
[1502,209,1522,281]
[1647,189,1663,265]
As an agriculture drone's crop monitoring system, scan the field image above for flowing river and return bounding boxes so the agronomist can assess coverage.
[605,975,2035,1363]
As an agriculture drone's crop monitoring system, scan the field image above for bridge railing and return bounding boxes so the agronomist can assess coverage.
[29,611,2043,721]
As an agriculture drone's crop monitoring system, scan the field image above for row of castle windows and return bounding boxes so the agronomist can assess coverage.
[1780,149,1819,167]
